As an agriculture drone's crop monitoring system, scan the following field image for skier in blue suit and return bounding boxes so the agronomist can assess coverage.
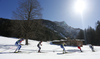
[60,42,66,53]
[89,44,95,52]
[14,38,24,52]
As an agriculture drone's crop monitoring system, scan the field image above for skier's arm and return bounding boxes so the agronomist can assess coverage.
[18,40,23,45]
[64,43,67,46]
[41,44,42,46]
[18,42,21,45]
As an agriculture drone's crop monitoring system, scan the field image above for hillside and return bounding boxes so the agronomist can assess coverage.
[0,18,81,41]
[0,36,100,59]
[54,21,80,38]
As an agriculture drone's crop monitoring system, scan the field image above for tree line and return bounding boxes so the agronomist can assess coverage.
[0,18,62,42]
[77,21,100,46]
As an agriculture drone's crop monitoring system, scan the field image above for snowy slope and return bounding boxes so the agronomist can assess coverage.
[0,36,100,59]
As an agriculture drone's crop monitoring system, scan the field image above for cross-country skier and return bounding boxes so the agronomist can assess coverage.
[37,41,42,53]
[14,38,24,53]
[60,42,66,53]
[89,44,95,52]
[77,45,83,52]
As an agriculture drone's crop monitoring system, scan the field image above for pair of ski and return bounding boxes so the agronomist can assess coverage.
[57,52,73,55]
[13,51,46,53]
[57,50,83,55]
[13,51,33,54]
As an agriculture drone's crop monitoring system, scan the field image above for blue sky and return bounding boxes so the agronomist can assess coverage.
[0,0,100,29]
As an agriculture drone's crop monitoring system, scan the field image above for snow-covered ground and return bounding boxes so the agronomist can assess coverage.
[0,36,100,59]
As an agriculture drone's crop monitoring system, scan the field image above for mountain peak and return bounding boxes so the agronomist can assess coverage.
[54,21,68,27]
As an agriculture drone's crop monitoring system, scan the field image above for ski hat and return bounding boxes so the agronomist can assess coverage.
[19,38,24,40]
[40,41,42,43]
[40,41,42,42]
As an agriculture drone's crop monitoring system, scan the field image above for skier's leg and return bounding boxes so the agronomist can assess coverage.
[18,45,21,52]
[63,47,65,53]
[38,46,41,52]
[92,48,95,52]
[14,47,18,52]
[80,49,83,52]
[14,44,19,52]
